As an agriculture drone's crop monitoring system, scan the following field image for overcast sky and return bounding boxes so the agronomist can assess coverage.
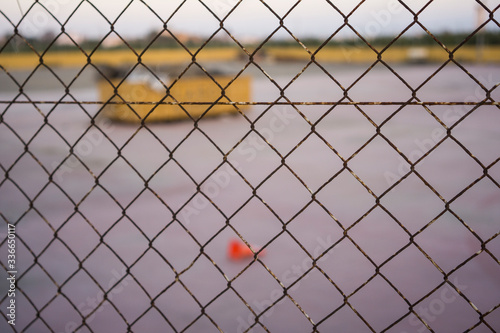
[0,0,496,41]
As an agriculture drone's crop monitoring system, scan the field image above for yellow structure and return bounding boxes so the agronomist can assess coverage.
[98,74,251,122]
[0,47,241,70]
[265,45,500,64]
[1,46,499,70]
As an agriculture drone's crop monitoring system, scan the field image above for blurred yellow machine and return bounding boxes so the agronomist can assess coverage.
[98,66,251,122]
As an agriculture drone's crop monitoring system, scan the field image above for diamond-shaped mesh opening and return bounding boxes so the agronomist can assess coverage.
[152,220,200,272]
[381,104,445,162]
[315,105,377,159]
[1,1,499,332]
[320,238,375,295]
[286,267,344,323]
[349,275,409,332]
[415,211,482,273]
[349,207,409,265]
[381,243,443,303]
[316,170,375,229]
[415,138,484,200]
[450,251,500,313]
[412,281,480,332]
[180,255,228,305]
[205,288,255,333]
[450,177,500,240]
[348,63,415,103]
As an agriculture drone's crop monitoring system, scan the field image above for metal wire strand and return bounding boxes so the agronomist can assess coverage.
[0,0,499,332]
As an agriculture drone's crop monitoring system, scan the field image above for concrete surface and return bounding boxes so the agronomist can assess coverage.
[0,62,499,332]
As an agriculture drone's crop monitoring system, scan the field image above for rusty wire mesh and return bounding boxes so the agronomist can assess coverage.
[0,0,499,332]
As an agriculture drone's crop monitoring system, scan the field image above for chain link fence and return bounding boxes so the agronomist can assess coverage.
[1,0,499,332]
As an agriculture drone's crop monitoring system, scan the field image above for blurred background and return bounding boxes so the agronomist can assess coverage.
[0,0,499,332]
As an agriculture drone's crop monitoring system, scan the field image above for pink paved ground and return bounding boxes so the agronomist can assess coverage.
[0,63,499,332]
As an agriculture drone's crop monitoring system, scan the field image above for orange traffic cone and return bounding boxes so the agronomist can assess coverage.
[228,239,265,261]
